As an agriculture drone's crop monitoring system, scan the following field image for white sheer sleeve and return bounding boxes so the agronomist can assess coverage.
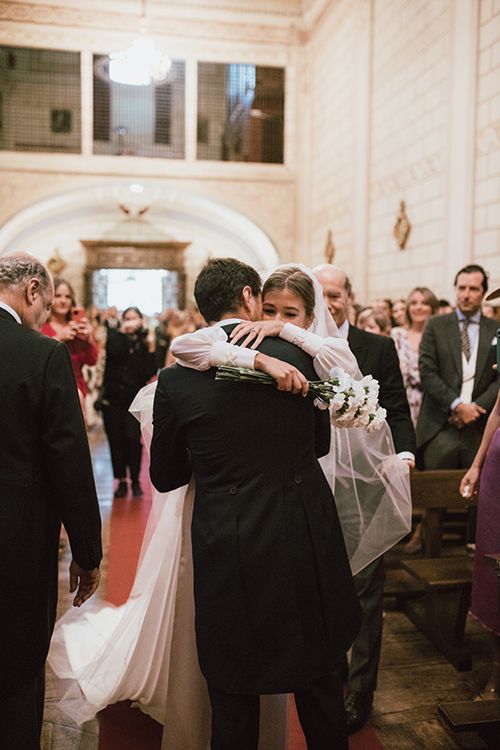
[279,323,359,379]
[171,327,257,371]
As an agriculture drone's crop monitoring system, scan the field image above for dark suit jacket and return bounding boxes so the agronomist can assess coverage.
[151,328,361,694]
[416,312,499,449]
[0,308,102,693]
[347,324,416,454]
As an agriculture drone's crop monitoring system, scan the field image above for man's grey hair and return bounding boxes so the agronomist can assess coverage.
[0,254,51,292]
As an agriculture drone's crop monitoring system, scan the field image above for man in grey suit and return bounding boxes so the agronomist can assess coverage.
[417,264,499,470]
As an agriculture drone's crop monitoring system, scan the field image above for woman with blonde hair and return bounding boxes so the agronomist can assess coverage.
[391,286,438,554]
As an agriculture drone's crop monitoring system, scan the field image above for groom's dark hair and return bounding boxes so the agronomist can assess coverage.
[194,258,262,324]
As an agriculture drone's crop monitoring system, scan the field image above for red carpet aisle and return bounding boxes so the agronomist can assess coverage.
[98,459,384,750]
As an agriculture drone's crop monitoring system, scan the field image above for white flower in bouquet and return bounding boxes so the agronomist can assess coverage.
[215,365,387,431]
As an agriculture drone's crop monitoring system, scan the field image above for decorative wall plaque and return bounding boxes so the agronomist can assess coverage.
[47,248,67,276]
[324,229,335,263]
[393,201,411,249]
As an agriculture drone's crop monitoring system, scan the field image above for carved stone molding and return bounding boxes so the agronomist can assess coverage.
[81,239,190,273]
[0,2,302,45]
[371,153,443,199]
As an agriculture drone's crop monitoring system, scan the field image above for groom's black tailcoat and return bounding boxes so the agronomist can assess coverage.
[0,308,102,695]
[151,327,361,694]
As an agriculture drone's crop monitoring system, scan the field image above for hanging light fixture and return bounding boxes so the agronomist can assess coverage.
[102,0,171,86]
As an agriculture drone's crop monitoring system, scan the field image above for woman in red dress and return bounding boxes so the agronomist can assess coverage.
[41,278,98,419]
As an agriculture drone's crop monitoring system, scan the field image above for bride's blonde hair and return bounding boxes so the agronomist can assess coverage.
[262,266,315,321]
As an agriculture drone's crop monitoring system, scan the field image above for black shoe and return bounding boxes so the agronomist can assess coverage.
[114,480,128,498]
[132,480,143,498]
[344,689,373,734]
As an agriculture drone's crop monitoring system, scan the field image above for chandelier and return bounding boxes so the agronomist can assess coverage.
[101,1,171,86]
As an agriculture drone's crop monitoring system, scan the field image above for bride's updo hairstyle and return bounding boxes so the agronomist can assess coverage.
[262,266,315,322]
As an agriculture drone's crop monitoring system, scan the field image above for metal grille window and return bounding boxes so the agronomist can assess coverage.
[0,45,81,154]
[92,56,185,158]
[197,63,284,164]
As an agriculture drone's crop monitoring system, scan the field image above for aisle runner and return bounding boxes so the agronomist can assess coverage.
[98,461,163,749]
[98,459,384,750]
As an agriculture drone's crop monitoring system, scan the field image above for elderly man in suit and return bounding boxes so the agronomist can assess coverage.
[313,263,416,734]
[0,254,102,748]
[417,264,499,471]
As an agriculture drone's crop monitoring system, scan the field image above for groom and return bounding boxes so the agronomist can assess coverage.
[151,258,360,750]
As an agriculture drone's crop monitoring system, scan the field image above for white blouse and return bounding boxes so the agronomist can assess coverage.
[171,321,359,379]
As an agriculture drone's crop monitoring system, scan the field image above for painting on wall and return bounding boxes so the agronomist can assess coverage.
[51,109,72,133]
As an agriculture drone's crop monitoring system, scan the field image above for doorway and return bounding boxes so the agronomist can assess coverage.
[93,268,179,316]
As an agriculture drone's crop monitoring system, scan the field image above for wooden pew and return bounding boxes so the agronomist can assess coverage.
[401,556,474,671]
[409,469,469,557]
[438,700,500,748]
[437,553,500,746]
[386,471,479,669]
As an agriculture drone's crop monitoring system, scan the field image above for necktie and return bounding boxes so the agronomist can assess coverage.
[460,319,471,361]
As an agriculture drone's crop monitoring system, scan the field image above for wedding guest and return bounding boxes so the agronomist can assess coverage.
[313,263,415,734]
[373,298,393,320]
[417,265,498,471]
[0,254,101,747]
[437,298,454,315]
[392,287,439,554]
[392,298,406,328]
[417,265,499,551]
[392,287,439,427]
[482,301,500,321]
[104,305,120,331]
[357,307,392,336]
[460,384,500,699]
[101,306,157,498]
[41,278,98,416]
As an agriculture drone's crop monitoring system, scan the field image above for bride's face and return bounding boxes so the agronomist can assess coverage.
[262,287,313,329]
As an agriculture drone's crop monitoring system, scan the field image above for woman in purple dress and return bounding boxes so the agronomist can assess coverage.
[460,387,500,698]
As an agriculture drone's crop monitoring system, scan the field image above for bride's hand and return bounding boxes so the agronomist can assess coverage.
[230,320,285,349]
[254,353,309,396]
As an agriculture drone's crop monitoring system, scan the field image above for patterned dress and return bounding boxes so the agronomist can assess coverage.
[391,326,422,427]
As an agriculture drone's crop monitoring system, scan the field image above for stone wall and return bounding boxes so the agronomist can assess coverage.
[304,0,500,302]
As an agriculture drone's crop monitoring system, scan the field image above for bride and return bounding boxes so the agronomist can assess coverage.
[48,263,411,748]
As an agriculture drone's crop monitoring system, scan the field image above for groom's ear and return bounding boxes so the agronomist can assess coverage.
[241,286,261,319]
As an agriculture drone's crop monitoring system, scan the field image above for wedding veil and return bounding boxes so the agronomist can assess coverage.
[268,264,412,574]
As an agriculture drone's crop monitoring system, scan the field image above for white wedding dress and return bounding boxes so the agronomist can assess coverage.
[48,265,411,747]
[49,384,288,749]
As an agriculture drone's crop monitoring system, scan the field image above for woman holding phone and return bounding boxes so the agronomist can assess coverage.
[41,278,98,416]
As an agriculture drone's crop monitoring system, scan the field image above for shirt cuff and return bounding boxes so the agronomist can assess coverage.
[280,323,323,357]
[450,397,463,411]
[397,451,415,462]
[209,341,257,370]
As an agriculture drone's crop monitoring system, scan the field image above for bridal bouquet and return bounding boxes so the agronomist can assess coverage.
[216,365,386,431]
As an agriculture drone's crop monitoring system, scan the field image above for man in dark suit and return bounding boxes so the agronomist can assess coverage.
[314,263,416,733]
[0,254,102,748]
[151,258,361,750]
[417,264,499,470]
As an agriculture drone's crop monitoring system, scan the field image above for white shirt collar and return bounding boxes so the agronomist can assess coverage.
[213,318,244,327]
[0,301,22,324]
[337,318,350,339]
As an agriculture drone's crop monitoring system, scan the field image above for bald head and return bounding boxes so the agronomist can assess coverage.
[312,263,352,327]
[0,253,53,329]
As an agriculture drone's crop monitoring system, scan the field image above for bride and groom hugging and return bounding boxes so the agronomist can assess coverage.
[150,257,361,750]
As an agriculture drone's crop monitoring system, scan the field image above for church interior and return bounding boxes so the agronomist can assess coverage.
[1,0,500,748]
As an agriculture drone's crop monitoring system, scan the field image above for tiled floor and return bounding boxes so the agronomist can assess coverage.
[42,430,493,750]
[42,429,112,750]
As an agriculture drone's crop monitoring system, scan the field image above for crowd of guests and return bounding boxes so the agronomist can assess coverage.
[2,253,499,748]
[45,266,500,720]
